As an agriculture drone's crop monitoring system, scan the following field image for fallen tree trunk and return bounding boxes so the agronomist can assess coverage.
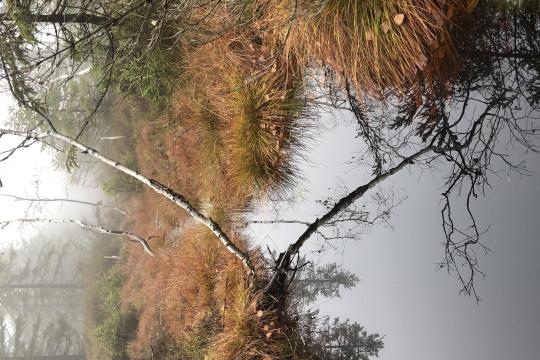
[0,128,258,279]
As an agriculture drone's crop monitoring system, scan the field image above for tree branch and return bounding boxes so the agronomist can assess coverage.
[0,193,128,216]
[265,146,433,293]
[0,128,258,280]
[0,218,154,256]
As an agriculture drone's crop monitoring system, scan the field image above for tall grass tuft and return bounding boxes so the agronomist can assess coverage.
[279,0,463,96]
[185,33,311,200]
[223,74,308,198]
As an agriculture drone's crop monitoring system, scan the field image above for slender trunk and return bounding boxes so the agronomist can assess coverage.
[264,147,433,294]
[0,218,154,256]
[298,279,341,283]
[0,12,109,25]
[0,128,256,279]
[248,219,310,226]
[289,147,432,256]
[0,194,127,216]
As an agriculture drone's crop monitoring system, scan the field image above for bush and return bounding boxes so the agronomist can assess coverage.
[93,267,139,360]
[116,47,179,110]
[90,2,182,111]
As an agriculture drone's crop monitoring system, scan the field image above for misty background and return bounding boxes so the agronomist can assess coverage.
[1,91,129,359]
[248,109,540,360]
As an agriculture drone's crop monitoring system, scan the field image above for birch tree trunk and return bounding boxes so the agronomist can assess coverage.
[0,128,257,279]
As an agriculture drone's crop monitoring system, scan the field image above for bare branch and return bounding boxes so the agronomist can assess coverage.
[265,146,433,294]
[0,218,154,256]
[248,219,311,226]
[0,128,258,280]
[0,193,128,216]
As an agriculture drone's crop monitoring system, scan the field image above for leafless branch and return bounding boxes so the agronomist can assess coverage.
[0,127,258,280]
[0,193,128,216]
[0,218,154,256]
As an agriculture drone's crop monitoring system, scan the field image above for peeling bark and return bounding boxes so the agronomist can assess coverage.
[0,217,155,256]
[0,128,257,279]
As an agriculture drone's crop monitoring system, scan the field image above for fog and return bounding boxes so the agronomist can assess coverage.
[248,109,540,360]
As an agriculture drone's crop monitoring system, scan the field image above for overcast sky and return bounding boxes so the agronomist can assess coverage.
[248,110,540,360]
[0,92,104,250]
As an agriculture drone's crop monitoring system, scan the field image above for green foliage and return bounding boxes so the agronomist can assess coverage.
[95,267,124,313]
[93,266,138,360]
[94,308,139,360]
[295,262,359,304]
[95,312,122,352]
[8,70,107,179]
[313,317,384,360]
[5,0,36,43]
[89,2,182,110]
[179,315,217,359]
[115,47,179,110]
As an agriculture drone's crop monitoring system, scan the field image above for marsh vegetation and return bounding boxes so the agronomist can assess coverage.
[1,0,539,359]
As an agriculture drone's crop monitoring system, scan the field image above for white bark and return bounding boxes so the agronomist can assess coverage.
[0,128,257,278]
[0,218,155,256]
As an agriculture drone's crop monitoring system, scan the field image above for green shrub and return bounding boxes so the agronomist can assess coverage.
[180,315,217,359]
[95,266,124,312]
[116,47,179,110]
[93,267,139,360]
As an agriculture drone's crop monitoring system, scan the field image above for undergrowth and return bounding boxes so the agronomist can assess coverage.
[81,0,474,359]
[274,0,467,97]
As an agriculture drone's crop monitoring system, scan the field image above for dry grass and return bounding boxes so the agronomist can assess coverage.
[121,219,266,359]
[207,282,312,360]
[222,73,307,199]
[183,27,310,199]
[83,1,479,358]
[275,0,466,97]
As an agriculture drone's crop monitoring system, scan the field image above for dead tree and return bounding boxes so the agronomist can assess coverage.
[264,0,540,302]
[0,127,257,278]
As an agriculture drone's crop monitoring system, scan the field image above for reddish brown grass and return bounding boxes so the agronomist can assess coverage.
[271,0,471,97]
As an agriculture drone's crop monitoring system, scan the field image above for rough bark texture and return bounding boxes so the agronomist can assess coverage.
[0,129,257,279]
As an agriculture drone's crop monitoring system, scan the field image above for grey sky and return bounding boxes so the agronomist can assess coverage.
[0,92,108,251]
[248,111,540,360]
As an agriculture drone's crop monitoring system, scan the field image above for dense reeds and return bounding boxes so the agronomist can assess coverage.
[83,1,479,358]
[278,0,463,96]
